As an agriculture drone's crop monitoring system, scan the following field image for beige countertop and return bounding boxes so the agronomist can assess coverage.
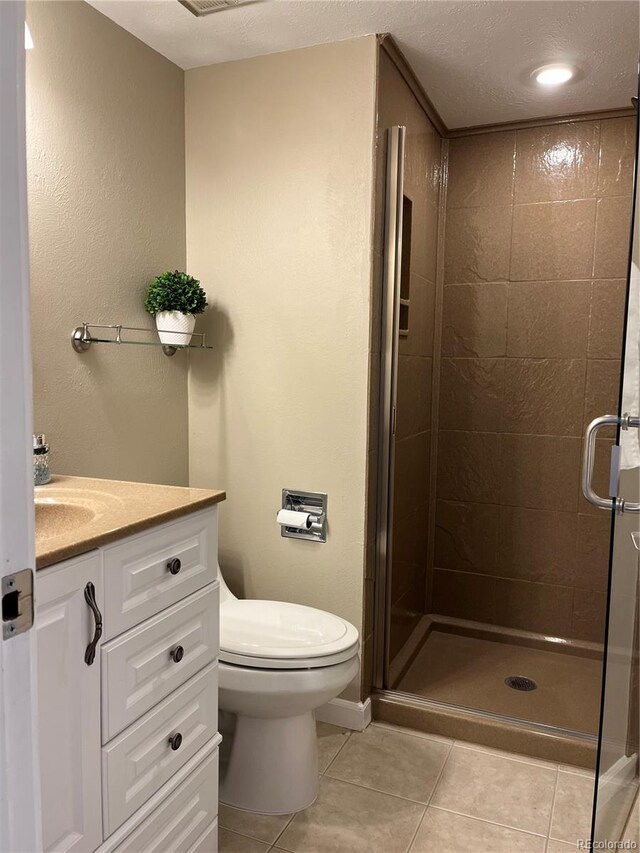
[35,475,226,570]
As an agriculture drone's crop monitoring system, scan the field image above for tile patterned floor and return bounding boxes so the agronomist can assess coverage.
[219,721,599,853]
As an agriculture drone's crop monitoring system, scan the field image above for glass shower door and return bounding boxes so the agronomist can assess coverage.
[589,97,639,846]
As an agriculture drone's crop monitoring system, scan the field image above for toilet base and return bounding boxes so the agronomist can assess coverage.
[220,711,319,814]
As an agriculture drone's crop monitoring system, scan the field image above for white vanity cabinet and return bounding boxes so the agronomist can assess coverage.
[37,551,104,853]
[36,507,221,853]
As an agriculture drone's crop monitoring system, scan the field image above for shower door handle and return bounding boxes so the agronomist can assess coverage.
[581,414,640,514]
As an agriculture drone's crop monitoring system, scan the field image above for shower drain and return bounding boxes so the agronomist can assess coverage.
[504,675,538,692]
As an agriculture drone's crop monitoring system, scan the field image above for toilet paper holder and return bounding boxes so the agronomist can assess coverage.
[279,489,327,543]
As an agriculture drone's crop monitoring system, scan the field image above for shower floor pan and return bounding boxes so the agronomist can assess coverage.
[395,629,602,735]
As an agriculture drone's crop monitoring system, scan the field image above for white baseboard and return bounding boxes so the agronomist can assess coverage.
[315,697,372,732]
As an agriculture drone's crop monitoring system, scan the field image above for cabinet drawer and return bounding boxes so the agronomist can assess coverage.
[102,663,218,836]
[191,820,218,853]
[103,509,217,639]
[112,750,218,853]
[102,584,219,741]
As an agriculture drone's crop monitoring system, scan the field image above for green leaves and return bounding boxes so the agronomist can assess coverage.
[144,270,208,316]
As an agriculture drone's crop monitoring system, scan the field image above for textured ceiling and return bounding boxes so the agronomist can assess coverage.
[86,0,639,128]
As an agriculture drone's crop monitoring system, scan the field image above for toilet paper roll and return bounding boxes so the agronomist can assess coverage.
[277,509,312,529]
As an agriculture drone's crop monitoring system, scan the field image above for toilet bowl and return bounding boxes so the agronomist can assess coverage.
[216,565,360,814]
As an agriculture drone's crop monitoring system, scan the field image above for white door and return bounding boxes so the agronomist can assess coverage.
[36,553,103,853]
[0,2,42,850]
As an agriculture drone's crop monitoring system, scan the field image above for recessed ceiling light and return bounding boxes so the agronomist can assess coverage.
[533,64,575,87]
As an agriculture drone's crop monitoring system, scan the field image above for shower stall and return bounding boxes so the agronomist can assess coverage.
[369,42,639,844]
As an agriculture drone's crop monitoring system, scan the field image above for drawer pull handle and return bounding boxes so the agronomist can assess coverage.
[83,582,103,666]
[167,558,182,575]
[168,732,183,751]
[170,645,184,663]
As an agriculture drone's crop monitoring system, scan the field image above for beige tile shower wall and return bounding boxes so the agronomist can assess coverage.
[186,39,377,696]
[26,1,188,485]
[366,50,442,673]
[434,117,636,644]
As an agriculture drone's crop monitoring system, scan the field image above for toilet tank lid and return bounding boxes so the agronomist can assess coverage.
[219,599,359,660]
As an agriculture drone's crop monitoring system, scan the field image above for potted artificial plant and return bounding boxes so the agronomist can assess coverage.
[144,270,207,347]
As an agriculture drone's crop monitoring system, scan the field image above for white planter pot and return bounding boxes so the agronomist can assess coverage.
[155,311,196,347]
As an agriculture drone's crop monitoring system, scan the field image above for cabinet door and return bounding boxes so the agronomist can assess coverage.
[37,552,103,853]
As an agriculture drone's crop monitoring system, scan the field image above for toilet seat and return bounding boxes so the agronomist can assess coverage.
[219,599,359,670]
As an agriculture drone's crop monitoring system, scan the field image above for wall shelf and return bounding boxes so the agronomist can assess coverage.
[71,323,212,357]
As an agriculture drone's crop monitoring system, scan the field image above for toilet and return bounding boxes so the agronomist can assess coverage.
[216,564,360,815]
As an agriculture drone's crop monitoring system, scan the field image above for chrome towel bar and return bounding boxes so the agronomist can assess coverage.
[71,323,213,357]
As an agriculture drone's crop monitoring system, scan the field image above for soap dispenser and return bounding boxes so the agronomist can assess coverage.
[33,434,51,485]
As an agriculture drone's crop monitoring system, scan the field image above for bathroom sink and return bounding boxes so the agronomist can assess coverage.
[34,485,124,543]
[35,499,96,541]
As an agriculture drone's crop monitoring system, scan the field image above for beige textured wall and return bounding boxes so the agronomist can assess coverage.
[186,39,377,684]
[434,117,636,643]
[27,1,188,485]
